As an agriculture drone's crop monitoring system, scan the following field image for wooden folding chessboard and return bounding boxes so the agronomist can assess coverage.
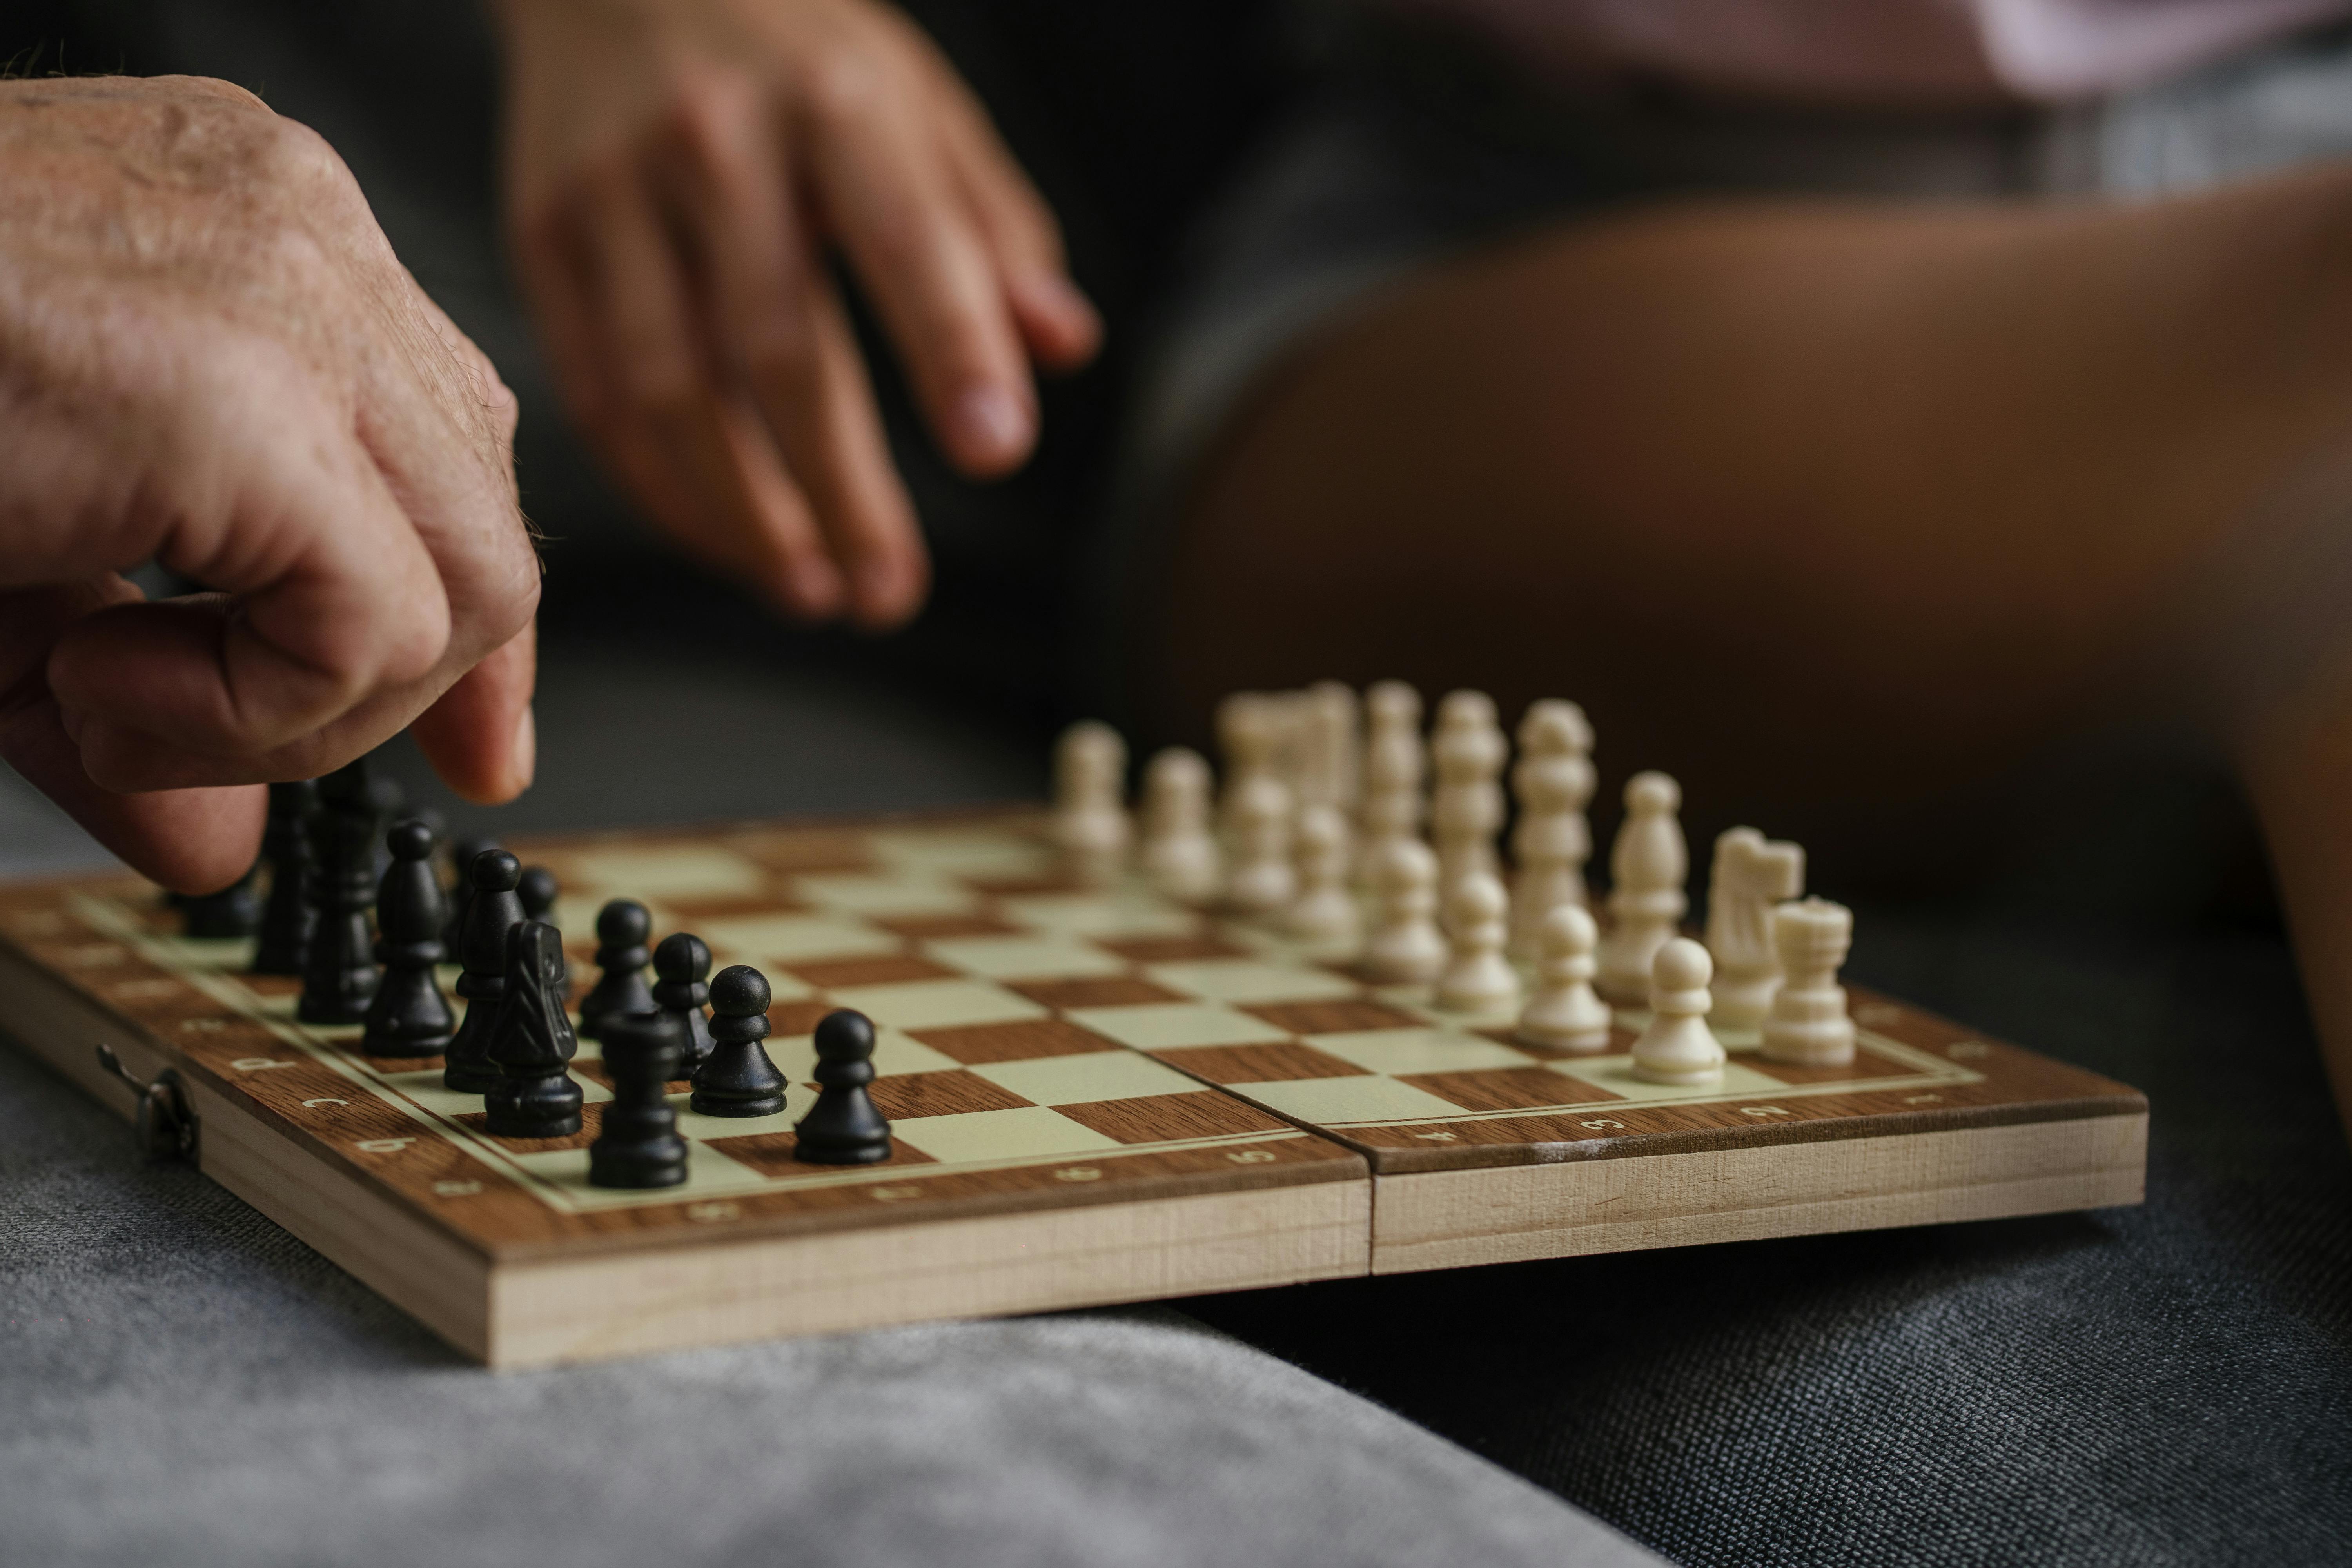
[0,809,2147,1368]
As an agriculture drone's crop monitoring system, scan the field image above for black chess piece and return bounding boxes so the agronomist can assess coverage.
[793,1009,891,1165]
[361,820,454,1058]
[440,836,500,958]
[517,866,559,924]
[443,850,525,1094]
[588,1010,688,1189]
[484,920,583,1138]
[577,899,654,1042]
[180,860,263,940]
[252,780,319,975]
[365,771,408,882]
[691,965,786,1118]
[297,760,381,1025]
[652,932,716,1075]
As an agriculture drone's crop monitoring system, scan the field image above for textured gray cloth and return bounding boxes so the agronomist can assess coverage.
[0,1042,1657,1568]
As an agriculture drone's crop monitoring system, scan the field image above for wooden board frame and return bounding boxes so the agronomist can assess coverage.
[0,808,2146,1367]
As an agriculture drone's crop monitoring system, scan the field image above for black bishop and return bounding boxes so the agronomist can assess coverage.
[652,931,716,1076]
[361,820,454,1058]
[252,779,318,976]
[297,760,381,1026]
[577,899,653,1042]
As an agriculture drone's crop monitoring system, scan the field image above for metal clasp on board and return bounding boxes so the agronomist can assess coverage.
[95,1044,198,1162]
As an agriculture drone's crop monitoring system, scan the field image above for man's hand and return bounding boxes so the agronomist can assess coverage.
[0,76,540,893]
[496,0,1100,629]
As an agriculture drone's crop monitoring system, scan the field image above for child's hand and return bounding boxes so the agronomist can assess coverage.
[495,0,1101,629]
[0,77,540,893]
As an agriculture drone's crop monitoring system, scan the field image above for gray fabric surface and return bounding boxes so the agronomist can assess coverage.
[0,1043,1657,1568]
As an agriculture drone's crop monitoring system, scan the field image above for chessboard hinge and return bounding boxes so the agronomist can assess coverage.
[95,1043,199,1163]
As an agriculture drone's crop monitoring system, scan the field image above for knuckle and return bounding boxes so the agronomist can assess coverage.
[799,47,893,129]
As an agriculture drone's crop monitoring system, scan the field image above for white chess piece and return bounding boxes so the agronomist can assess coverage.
[1630,937,1725,1087]
[1760,898,1858,1066]
[1216,692,1280,844]
[1224,777,1297,918]
[1597,771,1688,1005]
[1517,903,1613,1053]
[1431,690,1507,893]
[1051,721,1130,883]
[1703,827,1806,1027]
[1139,747,1220,904]
[1364,838,1446,984]
[1357,681,1425,885]
[1298,681,1361,812]
[1286,804,1361,944]
[1508,700,1596,960]
[1435,871,1520,1013]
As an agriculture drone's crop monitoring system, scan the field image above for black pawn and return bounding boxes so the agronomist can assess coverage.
[180,860,263,940]
[793,1009,892,1165]
[577,900,654,1042]
[297,760,381,1025]
[691,965,786,1118]
[440,836,500,958]
[361,821,453,1058]
[517,865,559,924]
[443,850,525,1093]
[365,771,407,882]
[652,932,716,1075]
[252,780,318,975]
[588,1011,688,1189]
[484,920,583,1138]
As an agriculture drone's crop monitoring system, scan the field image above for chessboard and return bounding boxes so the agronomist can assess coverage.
[0,808,2146,1368]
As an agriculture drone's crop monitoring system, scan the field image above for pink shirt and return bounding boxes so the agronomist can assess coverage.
[1390,0,2352,103]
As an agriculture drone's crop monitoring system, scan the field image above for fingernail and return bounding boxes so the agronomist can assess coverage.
[510,703,537,792]
[955,383,1031,463]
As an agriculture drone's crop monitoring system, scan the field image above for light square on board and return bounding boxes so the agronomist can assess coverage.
[1142,960,1362,1006]
[566,846,767,900]
[920,934,1131,981]
[789,873,980,918]
[888,1105,1125,1165]
[1065,1002,1294,1052]
[969,1050,1209,1107]
[996,891,1200,939]
[1231,1074,1473,1127]
[1305,1027,1541,1078]
[823,978,1049,1031]
[693,913,898,966]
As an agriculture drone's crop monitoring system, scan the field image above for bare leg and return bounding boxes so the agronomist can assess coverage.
[1161,164,2352,1130]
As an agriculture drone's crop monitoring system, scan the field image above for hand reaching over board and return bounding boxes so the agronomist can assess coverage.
[494,0,1101,629]
[0,76,541,894]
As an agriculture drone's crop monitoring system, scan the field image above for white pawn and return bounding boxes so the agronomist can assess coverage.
[1597,771,1688,1005]
[1508,700,1597,960]
[1052,720,1130,883]
[1286,804,1360,944]
[1216,691,1279,843]
[1703,827,1806,1027]
[1630,937,1725,1087]
[1364,838,1446,984]
[1760,898,1858,1066]
[1298,681,1361,812]
[1431,690,1508,893]
[1139,747,1221,904]
[1517,903,1613,1053]
[1356,681,1425,885]
[1435,871,1520,1013]
[1224,777,1297,918]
